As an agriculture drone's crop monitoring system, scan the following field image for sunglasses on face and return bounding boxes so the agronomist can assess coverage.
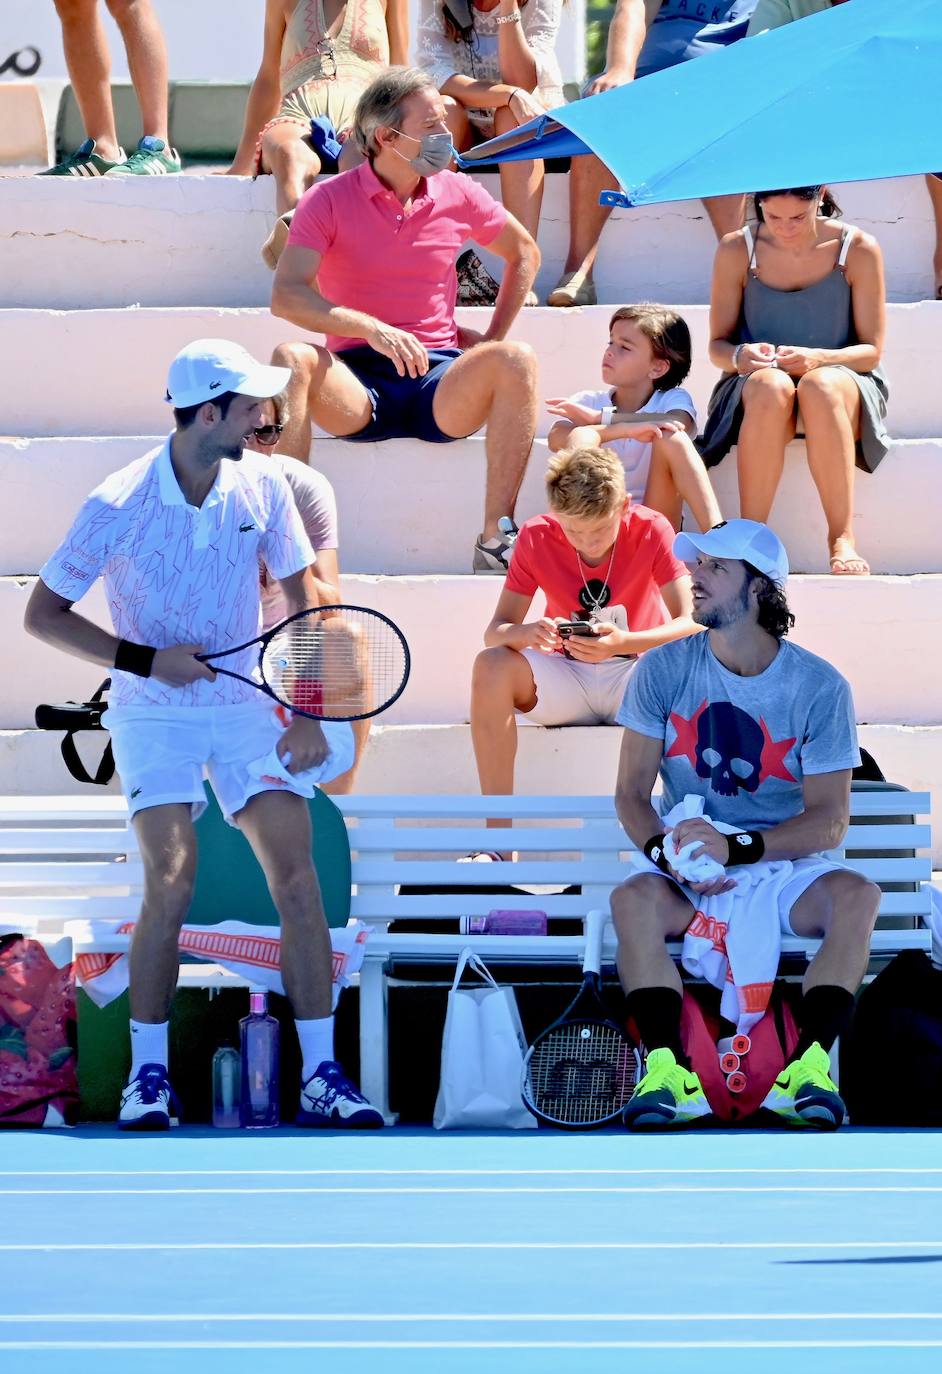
[252,423,283,446]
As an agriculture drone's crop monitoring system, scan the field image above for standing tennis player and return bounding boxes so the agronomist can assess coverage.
[25,339,383,1131]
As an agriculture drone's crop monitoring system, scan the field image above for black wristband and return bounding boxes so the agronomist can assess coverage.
[643,834,672,873]
[114,639,156,678]
[726,829,766,866]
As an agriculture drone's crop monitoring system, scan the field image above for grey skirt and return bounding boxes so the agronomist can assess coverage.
[696,365,891,474]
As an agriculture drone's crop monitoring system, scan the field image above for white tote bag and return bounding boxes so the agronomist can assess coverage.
[433,948,536,1130]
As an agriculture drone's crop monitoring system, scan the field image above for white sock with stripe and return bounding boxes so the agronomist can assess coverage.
[129,1019,169,1076]
[296,1017,334,1082]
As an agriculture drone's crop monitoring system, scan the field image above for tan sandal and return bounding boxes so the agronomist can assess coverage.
[261,209,295,271]
[546,270,597,308]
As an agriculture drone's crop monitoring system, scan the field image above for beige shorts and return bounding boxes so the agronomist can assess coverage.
[517,649,637,727]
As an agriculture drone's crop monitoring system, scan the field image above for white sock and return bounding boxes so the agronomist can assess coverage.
[295,1017,334,1081]
[129,1020,169,1076]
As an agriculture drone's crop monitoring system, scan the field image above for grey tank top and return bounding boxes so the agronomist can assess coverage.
[739,224,858,351]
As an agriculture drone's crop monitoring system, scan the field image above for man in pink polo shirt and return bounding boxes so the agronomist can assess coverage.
[271,66,541,573]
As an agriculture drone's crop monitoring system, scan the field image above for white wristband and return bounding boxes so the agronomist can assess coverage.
[496,11,522,22]
[600,405,615,427]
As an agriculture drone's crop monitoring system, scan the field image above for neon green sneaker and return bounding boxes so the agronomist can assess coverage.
[107,136,182,176]
[38,138,126,177]
[762,1042,846,1130]
[623,1047,711,1131]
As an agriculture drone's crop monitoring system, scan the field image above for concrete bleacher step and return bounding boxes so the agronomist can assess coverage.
[3,722,940,862]
[2,304,940,441]
[1,174,939,309]
[3,573,941,731]
[4,433,941,578]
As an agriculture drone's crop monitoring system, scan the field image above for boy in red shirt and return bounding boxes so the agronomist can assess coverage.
[471,445,700,813]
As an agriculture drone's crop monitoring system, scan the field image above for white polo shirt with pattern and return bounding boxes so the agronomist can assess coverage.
[40,438,315,708]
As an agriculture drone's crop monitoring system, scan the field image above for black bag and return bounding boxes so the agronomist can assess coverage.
[840,949,942,1125]
[34,679,115,785]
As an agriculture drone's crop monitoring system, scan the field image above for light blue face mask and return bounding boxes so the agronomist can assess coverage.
[390,129,455,177]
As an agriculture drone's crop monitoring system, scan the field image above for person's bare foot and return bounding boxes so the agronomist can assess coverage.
[829,537,870,576]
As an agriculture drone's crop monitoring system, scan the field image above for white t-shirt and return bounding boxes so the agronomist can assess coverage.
[566,386,698,504]
[40,439,315,708]
[260,456,338,631]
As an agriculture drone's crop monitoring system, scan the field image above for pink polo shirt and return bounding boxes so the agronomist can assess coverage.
[288,161,508,354]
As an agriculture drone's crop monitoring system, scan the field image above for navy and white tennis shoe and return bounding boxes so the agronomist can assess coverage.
[118,1063,175,1131]
[296,1061,384,1128]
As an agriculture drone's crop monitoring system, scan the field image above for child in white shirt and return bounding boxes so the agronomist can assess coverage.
[547,304,722,531]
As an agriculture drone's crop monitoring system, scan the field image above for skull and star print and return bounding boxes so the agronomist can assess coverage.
[616,633,861,829]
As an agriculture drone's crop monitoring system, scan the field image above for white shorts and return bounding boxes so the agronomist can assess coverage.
[104,701,312,824]
[632,853,852,937]
[517,649,637,727]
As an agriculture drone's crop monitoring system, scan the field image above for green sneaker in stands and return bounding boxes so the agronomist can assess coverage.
[623,1047,712,1131]
[107,136,182,176]
[762,1042,846,1130]
[38,138,126,177]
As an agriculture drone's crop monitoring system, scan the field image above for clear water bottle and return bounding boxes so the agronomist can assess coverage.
[211,1046,241,1128]
[239,989,280,1128]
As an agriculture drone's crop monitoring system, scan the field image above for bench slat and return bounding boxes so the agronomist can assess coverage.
[0,862,143,887]
[0,831,138,856]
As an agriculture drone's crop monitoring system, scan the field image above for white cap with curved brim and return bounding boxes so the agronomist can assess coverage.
[673,519,789,586]
[165,338,291,408]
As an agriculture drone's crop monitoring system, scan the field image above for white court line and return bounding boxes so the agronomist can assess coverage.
[2,1240,941,1252]
[5,1186,942,1196]
[2,1340,942,1351]
[2,1313,942,1324]
[5,1167,942,1177]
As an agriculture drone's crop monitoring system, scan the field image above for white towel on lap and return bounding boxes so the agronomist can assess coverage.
[247,716,355,795]
[657,796,792,1036]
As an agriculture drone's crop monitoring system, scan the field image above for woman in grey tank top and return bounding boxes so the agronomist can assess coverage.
[698,185,889,576]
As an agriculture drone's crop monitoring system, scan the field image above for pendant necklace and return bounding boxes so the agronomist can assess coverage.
[575,524,620,622]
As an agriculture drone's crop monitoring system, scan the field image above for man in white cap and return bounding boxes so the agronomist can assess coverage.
[25,339,383,1131]
[610,518,879,1131]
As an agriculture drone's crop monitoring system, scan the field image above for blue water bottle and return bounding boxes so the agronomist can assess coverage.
[239,988,280,1128]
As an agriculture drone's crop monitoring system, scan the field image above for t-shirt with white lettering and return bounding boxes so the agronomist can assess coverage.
[40,439,315,708]
[260,456,338,631]
[565,387,698,504]
[616,633,860,829]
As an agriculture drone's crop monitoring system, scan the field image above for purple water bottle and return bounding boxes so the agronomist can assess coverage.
[240,988,280,1128]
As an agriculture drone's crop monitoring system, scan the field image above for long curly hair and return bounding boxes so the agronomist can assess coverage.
[744,561,795,639]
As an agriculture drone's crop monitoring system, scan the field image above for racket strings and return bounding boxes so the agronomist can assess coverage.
[262,610,407,718]
[524,1022,639,1126]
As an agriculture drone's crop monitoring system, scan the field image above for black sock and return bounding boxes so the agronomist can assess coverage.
[625,987,685,1064]
[795,985,856,1057]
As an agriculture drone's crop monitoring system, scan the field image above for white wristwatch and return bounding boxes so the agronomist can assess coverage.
[600,405,615,427]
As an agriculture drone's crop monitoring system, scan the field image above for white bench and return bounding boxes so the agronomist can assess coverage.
[0,788,932,1122]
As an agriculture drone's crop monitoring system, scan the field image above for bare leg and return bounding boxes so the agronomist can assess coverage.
[433,341,538,538]
[269,341,373,460]
[54,0,120,160]
[736,369,797,522]
[493,104,545,251]
[796,367,867,574]
[321,718,371,796]
[610,873,694,995]
[470,646,538,830]
[261,122,323,217]
[702,193,746,241]
[561,153,618,282]
[644,430,722,532]
[235,790,333,1019]
[106,0,169,142]
[926,173,942,296]
[128,804,196,1022]
[787,870,880,995]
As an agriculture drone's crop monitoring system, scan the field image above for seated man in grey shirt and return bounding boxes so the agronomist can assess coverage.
[612,519,877,1131]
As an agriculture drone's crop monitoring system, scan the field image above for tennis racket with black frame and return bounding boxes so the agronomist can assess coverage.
[521,908,641,1129]
[195,604,410,722]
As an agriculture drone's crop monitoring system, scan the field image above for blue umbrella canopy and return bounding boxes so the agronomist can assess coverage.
[457,0,942,207]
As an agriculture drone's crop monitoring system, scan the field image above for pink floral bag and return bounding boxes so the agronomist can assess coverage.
[0,935,78,1127]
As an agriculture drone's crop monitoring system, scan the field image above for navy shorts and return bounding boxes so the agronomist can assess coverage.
[337,346,462,444]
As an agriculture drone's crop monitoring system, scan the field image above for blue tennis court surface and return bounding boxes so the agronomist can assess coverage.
[2,1126,942,1374]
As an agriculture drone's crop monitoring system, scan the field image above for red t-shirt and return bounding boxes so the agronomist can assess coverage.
[504,504,687,653]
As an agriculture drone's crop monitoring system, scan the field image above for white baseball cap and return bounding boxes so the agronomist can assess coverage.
[165,338,291,408]
[673,519,789,586]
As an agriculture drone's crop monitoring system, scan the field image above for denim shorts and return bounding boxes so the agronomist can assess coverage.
[338,346,462,444]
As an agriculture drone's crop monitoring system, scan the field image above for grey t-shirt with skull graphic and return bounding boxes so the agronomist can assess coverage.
[616,633,860,829]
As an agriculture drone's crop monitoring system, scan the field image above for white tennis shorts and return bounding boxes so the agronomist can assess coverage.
[517,649,637,726]
[104,701,313,823]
